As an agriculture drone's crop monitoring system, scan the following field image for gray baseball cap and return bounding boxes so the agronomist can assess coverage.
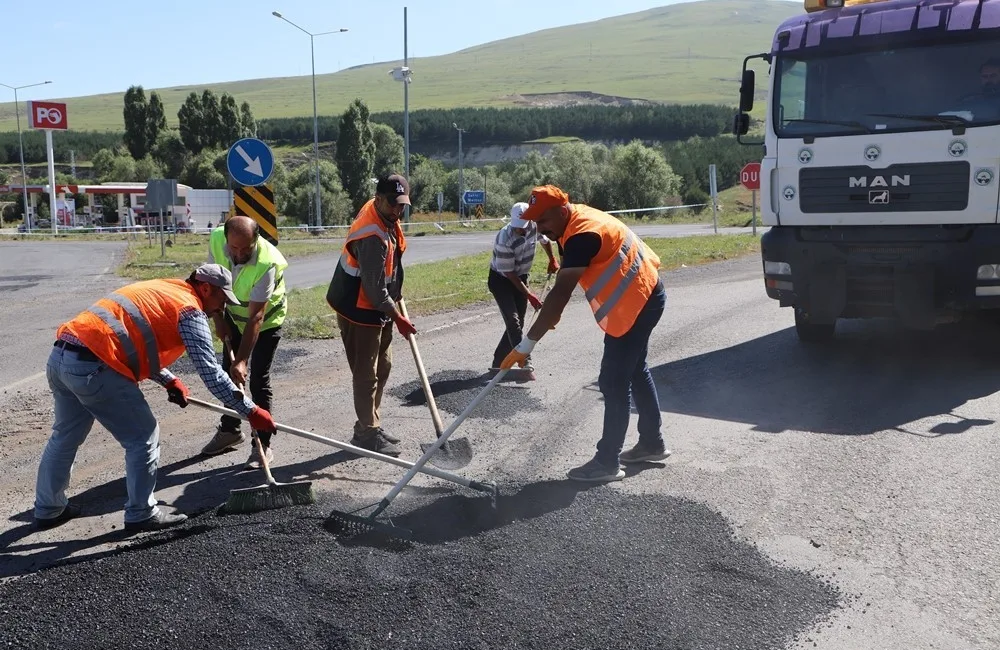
[194,263,240,306]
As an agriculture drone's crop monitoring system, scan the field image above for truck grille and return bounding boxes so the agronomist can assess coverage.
[846,265,895,308]
[799,161,969,213]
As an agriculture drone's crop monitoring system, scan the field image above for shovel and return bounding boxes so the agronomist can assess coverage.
[397,298,473,471]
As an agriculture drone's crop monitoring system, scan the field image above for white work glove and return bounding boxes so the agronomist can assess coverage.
[501,337,536,370]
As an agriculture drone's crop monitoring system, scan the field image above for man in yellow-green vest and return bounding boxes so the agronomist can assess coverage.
[200,215,288,469]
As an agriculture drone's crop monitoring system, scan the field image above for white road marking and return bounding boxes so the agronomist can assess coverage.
[424,310,497,334]
[1,371,46,394]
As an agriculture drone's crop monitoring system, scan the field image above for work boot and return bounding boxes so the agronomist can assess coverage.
[34,504,81,530]
[354,423,400,445]
[566,457,625,483]
[200,426,246,456]
[351,431,402,457]
[375,427,401,445]
[619,441,671,464]
[245,444,274,470]
[124,511,188,532]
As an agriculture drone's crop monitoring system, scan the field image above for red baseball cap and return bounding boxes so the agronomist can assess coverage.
[521,185,569,221]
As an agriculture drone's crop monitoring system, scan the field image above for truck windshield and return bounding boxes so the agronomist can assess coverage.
[773,38,1000,138]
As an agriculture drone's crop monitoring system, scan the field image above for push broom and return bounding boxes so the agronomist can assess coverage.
[218,341,315,514]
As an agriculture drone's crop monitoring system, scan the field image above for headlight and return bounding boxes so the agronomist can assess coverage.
[764,261,792,275]
[977,264,999,280]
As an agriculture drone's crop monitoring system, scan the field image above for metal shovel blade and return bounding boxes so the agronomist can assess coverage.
[420,437,473,471]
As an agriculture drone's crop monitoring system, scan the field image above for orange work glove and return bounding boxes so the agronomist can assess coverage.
[248,407,277,434]
[527,292,543,311]
[547,258,560,275]
[394,314,417,338]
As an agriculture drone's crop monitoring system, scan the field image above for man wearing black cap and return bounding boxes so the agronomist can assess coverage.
[327,173,415,456]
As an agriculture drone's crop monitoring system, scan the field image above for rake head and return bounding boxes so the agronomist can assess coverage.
[326,507,414,548]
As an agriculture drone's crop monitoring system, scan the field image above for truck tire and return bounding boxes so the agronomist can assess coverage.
[794,307,835,343]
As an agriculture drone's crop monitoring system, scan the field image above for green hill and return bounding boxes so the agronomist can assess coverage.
[0,0,798,133]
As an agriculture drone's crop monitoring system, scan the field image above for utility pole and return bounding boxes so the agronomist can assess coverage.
[453,123,465,218]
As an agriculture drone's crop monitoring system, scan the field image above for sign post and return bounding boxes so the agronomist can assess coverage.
[227,138,279,244]
[28,100,68,234]
[740,162,762,236]
[708,164,718,234]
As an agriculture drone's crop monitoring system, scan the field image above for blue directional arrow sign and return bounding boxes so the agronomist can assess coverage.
[463,190,486,205]
[227,137,275,187]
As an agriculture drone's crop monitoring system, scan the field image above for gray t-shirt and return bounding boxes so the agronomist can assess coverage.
[208,244,275,304]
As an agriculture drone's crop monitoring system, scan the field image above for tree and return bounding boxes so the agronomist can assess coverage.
[286,159,352,225]
[146,92,167,153]
[219,93,242,147]
[371,123,404,178]
[240,101,257,138]
[178,92,205,154]
[408,156,447,212]
[596,141,681,214]
[123,85,149,159]
[180,149,227,189]
[151,130,188,179]
[200,90,222,149]
[551,141,600,204]
[336,99,376,213]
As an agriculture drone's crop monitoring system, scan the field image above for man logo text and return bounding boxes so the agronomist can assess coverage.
[849,175,910,188]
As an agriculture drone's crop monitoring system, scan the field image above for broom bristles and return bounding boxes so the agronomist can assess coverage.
[224,482,315,515]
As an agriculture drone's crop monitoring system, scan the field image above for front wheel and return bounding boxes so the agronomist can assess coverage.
[794,307,835,343]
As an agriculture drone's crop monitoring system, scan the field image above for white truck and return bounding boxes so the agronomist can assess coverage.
[734,0,1000,341]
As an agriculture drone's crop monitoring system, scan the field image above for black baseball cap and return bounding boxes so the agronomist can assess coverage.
[376,174,411,206]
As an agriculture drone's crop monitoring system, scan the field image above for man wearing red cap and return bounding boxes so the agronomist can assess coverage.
[500,185,670,482]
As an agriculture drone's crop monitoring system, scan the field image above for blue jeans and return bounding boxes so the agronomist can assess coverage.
[35,345,162,524]
[595,281,666,467]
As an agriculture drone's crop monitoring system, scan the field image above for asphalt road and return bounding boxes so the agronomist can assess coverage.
[1,239,997,649]
[284,223,760,290]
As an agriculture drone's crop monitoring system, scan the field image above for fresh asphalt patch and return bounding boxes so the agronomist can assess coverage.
[0,483,841,650]
[390,369,544,420]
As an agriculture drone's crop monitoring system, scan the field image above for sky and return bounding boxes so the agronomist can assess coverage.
[2,0,703,102]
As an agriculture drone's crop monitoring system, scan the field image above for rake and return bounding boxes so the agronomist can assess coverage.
[327,365,510,540]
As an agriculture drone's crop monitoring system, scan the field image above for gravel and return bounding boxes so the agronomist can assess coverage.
[0,485,840,650]
[390,370,544,420]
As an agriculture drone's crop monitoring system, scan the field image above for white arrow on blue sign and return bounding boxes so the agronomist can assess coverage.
[227,137,275,187]
[463,190,485,205]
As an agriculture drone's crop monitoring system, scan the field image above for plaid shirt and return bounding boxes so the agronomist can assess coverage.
[150,307,255,416]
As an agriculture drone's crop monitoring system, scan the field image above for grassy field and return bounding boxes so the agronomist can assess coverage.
[281,234,761,339]
[0,0,796,132]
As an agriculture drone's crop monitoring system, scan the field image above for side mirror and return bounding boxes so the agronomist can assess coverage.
[739,69,756,113]
[733,113,750,136]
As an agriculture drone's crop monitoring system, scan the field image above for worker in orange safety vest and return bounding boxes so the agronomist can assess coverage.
[501,185,671,483]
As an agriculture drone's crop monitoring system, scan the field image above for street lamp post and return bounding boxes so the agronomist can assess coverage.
[453,123,465,218]
[272,11,347,230]
[389,7,412,225]
[1,80,52,233]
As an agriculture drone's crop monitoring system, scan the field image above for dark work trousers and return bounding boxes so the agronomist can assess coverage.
[220,313,282,449]
[595,280,667,467]
[488,269,530,368]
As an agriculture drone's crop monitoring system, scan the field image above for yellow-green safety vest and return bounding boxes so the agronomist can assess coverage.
[209,226,288,333]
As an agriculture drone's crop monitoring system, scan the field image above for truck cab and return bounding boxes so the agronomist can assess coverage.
[735,0,1000,341]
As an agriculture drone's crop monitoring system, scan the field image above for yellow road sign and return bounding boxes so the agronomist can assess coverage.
[232,183,278,245]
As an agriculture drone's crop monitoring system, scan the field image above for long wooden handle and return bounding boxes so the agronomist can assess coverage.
[224,338,276,484]
[397,299,446,437]
[186,396,476,488]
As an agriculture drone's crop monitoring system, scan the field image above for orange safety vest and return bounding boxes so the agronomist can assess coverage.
[326,199,407,327]
[57,279,205,382]
[558,205,661,337]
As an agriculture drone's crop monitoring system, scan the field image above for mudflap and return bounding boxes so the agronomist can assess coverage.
[806,264,846,324]
[894,264,937,330]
